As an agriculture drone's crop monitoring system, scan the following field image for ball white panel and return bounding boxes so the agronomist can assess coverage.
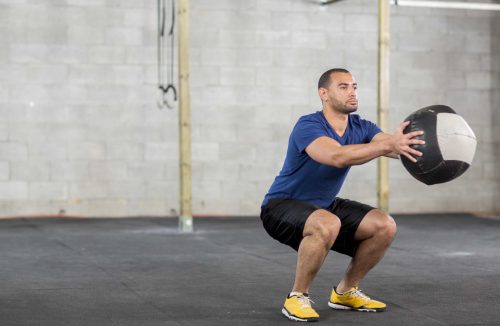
[436,113,477,164]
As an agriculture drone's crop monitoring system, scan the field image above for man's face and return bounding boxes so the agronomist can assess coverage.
[320,72,358,114]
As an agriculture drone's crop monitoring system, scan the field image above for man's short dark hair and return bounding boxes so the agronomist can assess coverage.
[318,68,350,89]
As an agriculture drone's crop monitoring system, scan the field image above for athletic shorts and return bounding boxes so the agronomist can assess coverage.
[260,197,375,257]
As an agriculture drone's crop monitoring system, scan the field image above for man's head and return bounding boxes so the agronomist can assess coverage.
[318,68,358,114]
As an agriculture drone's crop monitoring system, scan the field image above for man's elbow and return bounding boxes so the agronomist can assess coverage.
[330,156,348,168]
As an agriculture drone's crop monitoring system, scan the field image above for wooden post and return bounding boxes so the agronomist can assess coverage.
[178,0,193,232]
[377,0,390,212]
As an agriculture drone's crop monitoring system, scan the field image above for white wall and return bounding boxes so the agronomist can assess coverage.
[0,0,498,217]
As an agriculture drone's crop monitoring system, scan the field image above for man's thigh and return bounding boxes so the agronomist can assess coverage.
[327,197,375,257]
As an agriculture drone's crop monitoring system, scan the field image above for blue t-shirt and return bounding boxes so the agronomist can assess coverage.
[262,111,382,208]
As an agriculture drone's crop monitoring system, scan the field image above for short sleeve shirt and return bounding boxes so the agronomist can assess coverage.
[262,111,382,208]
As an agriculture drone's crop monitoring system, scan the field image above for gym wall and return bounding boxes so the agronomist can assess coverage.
[0,0,498,216]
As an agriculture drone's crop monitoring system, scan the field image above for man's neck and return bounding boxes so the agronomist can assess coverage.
[322,107,349,136]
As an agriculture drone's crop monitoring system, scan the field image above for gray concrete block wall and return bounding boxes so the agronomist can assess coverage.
[492,15,500,213]
[0,0,498,217]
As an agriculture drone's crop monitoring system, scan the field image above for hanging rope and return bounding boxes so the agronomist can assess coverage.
[157,0,177,110]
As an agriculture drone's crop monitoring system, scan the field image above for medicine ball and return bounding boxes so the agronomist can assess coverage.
[401,105,477,185]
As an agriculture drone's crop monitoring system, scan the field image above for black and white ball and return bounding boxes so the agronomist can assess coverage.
[401,105,477,185]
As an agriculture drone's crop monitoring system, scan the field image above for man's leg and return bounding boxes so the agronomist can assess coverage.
[292,209,341,293]
[336,209,397,292]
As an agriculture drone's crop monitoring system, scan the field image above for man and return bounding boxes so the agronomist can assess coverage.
[260,68,425,322]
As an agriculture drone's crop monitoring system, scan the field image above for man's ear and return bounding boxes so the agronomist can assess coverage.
[318,88,328,102]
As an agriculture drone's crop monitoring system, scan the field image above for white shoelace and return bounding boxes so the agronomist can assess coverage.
[349,288,371,301]
[297,295,315,308]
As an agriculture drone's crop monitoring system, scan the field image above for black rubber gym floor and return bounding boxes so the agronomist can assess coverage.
[0,214,498,326]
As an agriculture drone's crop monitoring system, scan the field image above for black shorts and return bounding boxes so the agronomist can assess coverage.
[260,197,375,257]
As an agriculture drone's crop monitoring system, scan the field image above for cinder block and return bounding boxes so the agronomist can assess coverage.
[466,72,491,89]
[0,181,27,200]
[105,27,142,46]
[146,181,177,199]
[145,143,178,161]
[344,14,377,32]
[271,48,317,67]
[29,182,68,200]
[68,26,104,45]
[292,31,326,49]
[220,67,255,86]
[271,12,307,30]
[46,45,88,64]
[235,48,273,67]
[124,9,153,27]
[28,142,68,161]
[465,35,491,53]
[9,44,49,63]
[164,162,180,181]
[89,161,127,180]
[44,123,87,142]
[0,121,7,142]
[25,65,67,84]
[66,0,107,7]
[51,161,89,181]
[239,163,278,181]
[192,181,222,200]
[192,143,219,162]
[190,66,221,87]
[89,46,126,64]
[218,30,256,48]
[68,142,106,160]
[87,199,129,217]
[108,142,144,160]
[127,162,164,180]
[7,122,47,142]
[11,161,50,181]
[128,199,170,216]
[391,16,415,33]
[112,66,144,84]
[107,181,146,198]
[397,70,437,90]
[0,142,28,160]
[219,142,256,162]
[192,123,238,142]
[256,67,310,87]
[192,0,257,11]
[0,162,9,181]
[201,48,238,66]
[256,31,291,48]
[343,50,377,69]
[125,46,155,64]
[195,161,239,181]
[69,182,108,199]
[69,64,110,84]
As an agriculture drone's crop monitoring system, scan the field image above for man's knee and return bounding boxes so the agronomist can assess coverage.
[304,210,341,247]
[374,210,397,242]
[357,209,397,243]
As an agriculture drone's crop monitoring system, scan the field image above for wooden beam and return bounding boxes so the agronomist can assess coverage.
[178,0,193,232]
[377,0,390,212]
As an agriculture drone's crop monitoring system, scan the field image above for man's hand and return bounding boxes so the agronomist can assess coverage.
[390,121,425,163]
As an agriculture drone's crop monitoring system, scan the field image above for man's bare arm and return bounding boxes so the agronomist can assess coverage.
[305,121,424,168]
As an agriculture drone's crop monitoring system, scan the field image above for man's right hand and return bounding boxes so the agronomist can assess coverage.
[390,121,426,163]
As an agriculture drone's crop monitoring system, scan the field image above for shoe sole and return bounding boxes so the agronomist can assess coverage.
[328,302,386,312]
[281,308,319,322]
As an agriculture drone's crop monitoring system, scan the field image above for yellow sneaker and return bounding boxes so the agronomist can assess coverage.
[328,287,386,312]
[282,292,319,322]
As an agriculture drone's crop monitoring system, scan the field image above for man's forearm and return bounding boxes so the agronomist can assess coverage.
[332,141,393,167]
